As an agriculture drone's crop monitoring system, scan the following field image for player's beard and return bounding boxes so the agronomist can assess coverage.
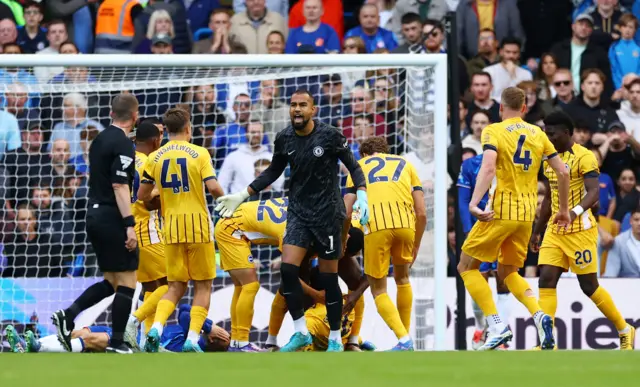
[291,115,310,131]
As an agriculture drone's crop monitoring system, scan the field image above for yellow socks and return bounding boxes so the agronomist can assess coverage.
[230,286,241,340]
[590,286,627,331]
[538,288,557,322]
[188,306,209,344]
[461,270,498,316]
[396,283,413,331]
[151,298,176,335]
[348,294,364,344]
[374,293,408,340]
[504,272,541,316]
[236,282,260,343]
[134,285,168,334]
[268,290,287,337]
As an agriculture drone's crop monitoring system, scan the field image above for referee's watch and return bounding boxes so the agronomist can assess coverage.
[123,215,135,228]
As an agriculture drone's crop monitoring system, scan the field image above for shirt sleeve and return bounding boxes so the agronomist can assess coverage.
[335,129,366,189]
[456,161,472,189]
[326,27,341,52]
[110,137,135,185]
[201,152,216,182]
[579,151,600,178]
[481,125,498,152]
[408,162,422,191]
[249,132,288,193]
[542,133,558,159]
[142,155,156,184]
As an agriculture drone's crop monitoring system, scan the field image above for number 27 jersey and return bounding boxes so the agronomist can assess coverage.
[482,117,557,222]
[142,140,216,244]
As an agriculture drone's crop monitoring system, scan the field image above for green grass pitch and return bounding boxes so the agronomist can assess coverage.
[1,352,638,386]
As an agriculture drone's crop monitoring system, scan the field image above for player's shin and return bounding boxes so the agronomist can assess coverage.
[66,280,115,324]
[319,272,342,340]
[111,285,136,347]
[230,285,242,345]
[280,263,307,334]
[395,281,412,331]
[460,270,501,325]
[503,272,542,316]
[589,286,627,332]
[236,282,260,346]
[133,285,168,327]
[188,280,212,346]
[267,290,287,346]
[348,294,364,345]
[538,288,558,322]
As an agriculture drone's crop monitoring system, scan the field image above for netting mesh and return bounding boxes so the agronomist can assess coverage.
[0,62,439,350]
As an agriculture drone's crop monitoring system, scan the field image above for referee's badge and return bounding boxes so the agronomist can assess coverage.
[313,146,324,157]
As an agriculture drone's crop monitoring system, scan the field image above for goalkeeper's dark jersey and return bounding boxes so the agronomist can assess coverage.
[250,120,366,227]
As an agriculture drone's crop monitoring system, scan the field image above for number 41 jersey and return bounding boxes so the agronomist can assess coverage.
[482,117,557,222]
[142,140,216,244]
[346,153,422,234]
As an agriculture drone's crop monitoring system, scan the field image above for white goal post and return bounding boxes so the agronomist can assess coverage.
[0,54,448,351]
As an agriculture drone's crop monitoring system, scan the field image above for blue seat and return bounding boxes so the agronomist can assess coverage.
[194,27,213,42]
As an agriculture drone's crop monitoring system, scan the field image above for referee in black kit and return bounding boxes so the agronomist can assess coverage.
[216,89,370,352]
[52,94,140,354]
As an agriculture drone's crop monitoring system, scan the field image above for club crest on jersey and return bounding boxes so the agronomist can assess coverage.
[313,146,324,157]
[248,255,254,264]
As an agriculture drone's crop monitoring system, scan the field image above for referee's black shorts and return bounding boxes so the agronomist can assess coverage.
[86,204,139,273]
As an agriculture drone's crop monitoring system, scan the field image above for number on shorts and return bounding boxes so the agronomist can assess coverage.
[513,134,532,171]
[160,158,190,193]
[257,199,287,224]
[328,235,334,250]
[365,156,407,183]
[574,250,593,265]
[131,169,140,203]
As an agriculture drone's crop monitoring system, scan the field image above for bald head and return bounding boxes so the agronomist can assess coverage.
[303,0,323,23]
[51,139,71,165]
[0,19,17,45]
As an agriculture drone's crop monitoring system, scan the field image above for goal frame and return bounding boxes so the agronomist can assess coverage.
[3,54,448,350]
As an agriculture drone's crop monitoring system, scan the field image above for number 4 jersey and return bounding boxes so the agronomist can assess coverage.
[142,140,216,244]
[482,117,557,222]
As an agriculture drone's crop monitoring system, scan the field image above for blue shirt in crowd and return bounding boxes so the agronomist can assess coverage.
[345,26,397,53]
[598,172,616,216]
[0,110,22,159]
[285,23,340,54]
[212,122,270,166]
[457,155,489,234]
[16,26,48,53]
[609,38,640,90]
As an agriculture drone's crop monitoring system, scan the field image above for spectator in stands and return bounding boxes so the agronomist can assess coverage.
[3,83,39,131]
[536,53,558,101]
[230,0,287,54]
[598,122,640,182]
[50,45,96,84]
[34,21,68,83]
[609,14,640,90]
[0,105,21,159]
[49,93,105,157]
[465,71,500,126]
[45,0,94,54]
[483,37,532,101]
[213,93,269,167]
[461,110,489,155]
[150,33,174,54]
[613,168,640,222]
[266,30,285,53]
[421,19,445,54]
[16,2,47,53]
[235,0,288,24]
[317,74,346,127]
[251,79,288,142]
[391,12,422,53]
[617,78,640,141]
[1,203,64,278]
[371,76,401,145]
[189,84,226,148]
[350,114,377,159]
[456,0,525,59]
[390,0,447,45]
[550,68,576,109]
[135,0,191,54]
[340,36,367,94]
[346,4,397,53]
[0,53,39,111]
[550,14,613,96]
[604,207,640,278]
[0,3,14,25]
[564,69,619,133]
[185,0,226,35]
[466,28,500,76]
[0,18,16,46]
[341,86,386,141]
[69,125,98,175]
[586,0,628,50]
[248,159,285,202]
[573,119,593,146]
[285,0,339,54]
[30,185,70,244]
[450,98,470,138]
[134,9,174,54]
[2,122,51,214]
[518,81,552,125]
[289,0,343,40]
[218,120,284,194]
[193,9,233,54]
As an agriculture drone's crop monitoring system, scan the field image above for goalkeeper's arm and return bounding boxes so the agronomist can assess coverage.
[247,149,287,196]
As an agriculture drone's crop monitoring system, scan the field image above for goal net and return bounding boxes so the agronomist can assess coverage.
[0,55,447,351]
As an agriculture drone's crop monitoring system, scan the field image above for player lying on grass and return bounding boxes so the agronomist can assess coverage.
[458,153,512,350]
[530,111,635,350]
[215,198,369,351]
[6,305,230,353]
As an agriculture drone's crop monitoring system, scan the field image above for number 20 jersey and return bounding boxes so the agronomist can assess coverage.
[346,153,421,234]
[481,117,557,222]
[142,140,216,244]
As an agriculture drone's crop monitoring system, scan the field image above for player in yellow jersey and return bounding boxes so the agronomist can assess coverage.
[215,198,370,351]
[137,108,224,353]
[122,122,169,349]
[531,111,635,350]
[459,87,571,351]
[344,137,427,351]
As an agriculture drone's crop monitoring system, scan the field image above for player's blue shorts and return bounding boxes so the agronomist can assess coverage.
[479,260,497,273]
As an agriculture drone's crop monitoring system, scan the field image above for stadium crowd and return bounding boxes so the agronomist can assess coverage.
[0,0,639,280]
